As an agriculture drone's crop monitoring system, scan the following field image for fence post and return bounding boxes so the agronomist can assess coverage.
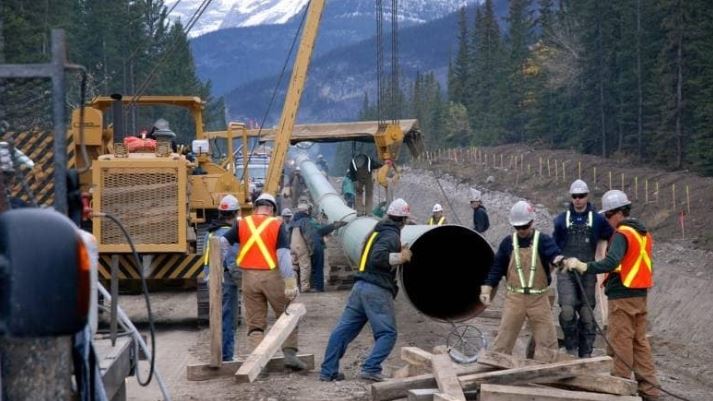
[621,173,625,190]
[593,166,597,188]
[635,176,638,200]
[562,161,566,182]
[645,179,649,203]
[672,184,676,212]
[539,158,543,177]
[555,160,559,181]
[547,158,551,176]
[686,185,690,216]
[578,161,582,179]
[609,171,612,189]
[656,181,659,203]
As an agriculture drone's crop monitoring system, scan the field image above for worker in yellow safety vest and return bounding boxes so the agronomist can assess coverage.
[221,192,306,371]
[427,203,446,225]
[564,190,660,401]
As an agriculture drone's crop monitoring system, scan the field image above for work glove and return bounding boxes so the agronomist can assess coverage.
[552,255,565,270]
[564,257,588,274]
[479,285,492,306]
[284,277,299,301]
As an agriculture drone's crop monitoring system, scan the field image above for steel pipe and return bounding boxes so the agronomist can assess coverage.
[295,154,494,322]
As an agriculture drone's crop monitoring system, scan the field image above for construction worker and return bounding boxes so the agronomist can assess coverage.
[564,190,660,400]
[470,188,490,233]
[349,153,382,216]
[427,203,446,225]
[291,202,347,292]
[221,193,306,370]
[288,167,307,209]
[202,195,241,361]
[480,201,563,362]
[341,169,356,208]
[316,154,329,175]
[553,179,613,358]
[281,208,293,225]
[320,199,413,382]
[289,203,312,292]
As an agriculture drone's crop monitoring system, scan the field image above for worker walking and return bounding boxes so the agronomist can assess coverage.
[480,201,563,362]
[553,179,613,358]
[221,193,306,370]
[289,203,313,292]
[564,190,661,400]
[281,208,294,225]
[320,199,413,382]
[349,153,382,216]
[202,195,241,361]
[470,188,489,233]
[427,203,446,225]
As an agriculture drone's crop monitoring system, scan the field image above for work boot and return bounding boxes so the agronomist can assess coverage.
[359,371,387,382]
[283,347,307,371]
[247,330,264,353]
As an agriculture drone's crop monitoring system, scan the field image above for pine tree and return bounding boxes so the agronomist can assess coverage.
[449,7,470,106]
[504,0,534,142]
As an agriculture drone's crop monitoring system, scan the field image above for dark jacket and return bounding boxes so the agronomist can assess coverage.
[553,202,613,252]
[473,206,490,233]
[290,211,338,253]
[355,219,402,297]
[586,218,649,299]
[485,230,561,287]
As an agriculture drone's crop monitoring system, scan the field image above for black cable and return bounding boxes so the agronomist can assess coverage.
[572,271,695,401]
[95,212,156,387]
[240,2,310,185]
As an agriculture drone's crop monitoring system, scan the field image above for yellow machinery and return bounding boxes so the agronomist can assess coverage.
[69,96,249,285]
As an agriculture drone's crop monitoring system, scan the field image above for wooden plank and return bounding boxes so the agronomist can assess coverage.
[480,384,642,401]
[458,356,613,391]
[208,236,223,368]
[186,353,315,381]
[431,354,466,400]
[548,375,638,396]
[476,351,541,369]
[433,394,461,401]
[235,303,307,383]
[401,347,434,366]
[407,389,438,401]
[371,364,494,401]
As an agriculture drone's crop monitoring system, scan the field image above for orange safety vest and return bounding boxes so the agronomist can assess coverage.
[612,225,654,288]
[236,214,281,270]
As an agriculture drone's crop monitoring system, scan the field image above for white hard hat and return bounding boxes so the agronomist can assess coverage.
[569,179,590,195]
[432,203,443,213]
[387,198,411,217]
[219,195,239,212]
[281,208,293,217]
[296,202,310,212]
[318,154,324,159]
[600,190,631,213]
[255,193,277,210]
[470,188,482,202]
[509,200,536,226]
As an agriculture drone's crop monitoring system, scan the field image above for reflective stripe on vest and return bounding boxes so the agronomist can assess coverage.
[203,225,232,267]
[507,230,548,294]
[565,210,593,229]
[236,215,279,269]
[359,232,379,272]
[613,225,653,288]
[427,216,445,226]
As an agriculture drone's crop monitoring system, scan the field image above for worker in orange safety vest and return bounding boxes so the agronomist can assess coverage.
[564,190,660,401]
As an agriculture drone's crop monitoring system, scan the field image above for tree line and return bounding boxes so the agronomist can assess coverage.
[0,0,225,142]
[360,0,713,176]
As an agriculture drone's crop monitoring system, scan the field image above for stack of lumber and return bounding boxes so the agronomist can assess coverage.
[371,347,642,401]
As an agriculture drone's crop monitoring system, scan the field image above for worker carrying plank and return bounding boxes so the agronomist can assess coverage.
[319,198,413,382]
[480,201,564,362]
[552,179,613,358]
[563,190,661,401]
[221,193,306,371]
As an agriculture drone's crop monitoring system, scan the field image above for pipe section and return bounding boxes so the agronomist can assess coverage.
[295,153,494,322]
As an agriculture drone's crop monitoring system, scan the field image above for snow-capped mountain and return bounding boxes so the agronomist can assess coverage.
[167,0,475,37]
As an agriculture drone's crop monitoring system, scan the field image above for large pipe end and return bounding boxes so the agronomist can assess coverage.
[400,225,494,322]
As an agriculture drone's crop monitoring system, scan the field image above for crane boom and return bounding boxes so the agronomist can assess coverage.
[263,0,326,195]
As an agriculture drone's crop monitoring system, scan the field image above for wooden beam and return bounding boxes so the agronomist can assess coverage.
[371,364,494,401]
[430,354,466,401]
[458,356,613,391]
[408,389,438,401]
[476,351,541,369]
[548,375,638,396]
[401,347,434,366]
[235,303,307,383]
[479,384,642,401]
[186,353,315,381]
[208,236,223,368]
[434,394,462,401]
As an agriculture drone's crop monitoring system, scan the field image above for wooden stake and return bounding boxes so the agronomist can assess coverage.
[593,167,597,187]
[500,154,503,168]
[672,183,676,212]
[555,160,559,181]
[578,161,581,179]
[562,161,566,182]
[686,185,690,216]
[209,236,223,367]
[635,177,638,200]
[539,158,543,177]
[645,179,649,203]
[621,173,625,190]
[608,171,612,189]
[656,181,659,203]
[235,303,307,383]
[479,384,641,401]
[528,164,531,174]
[547,159,551,176]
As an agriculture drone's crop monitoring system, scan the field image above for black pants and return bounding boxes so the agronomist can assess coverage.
[557,271,597,356]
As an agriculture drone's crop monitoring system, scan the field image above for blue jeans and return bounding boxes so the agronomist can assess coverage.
[320,281,397,379]
[222,270,240,360]
[310,247,325,291]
